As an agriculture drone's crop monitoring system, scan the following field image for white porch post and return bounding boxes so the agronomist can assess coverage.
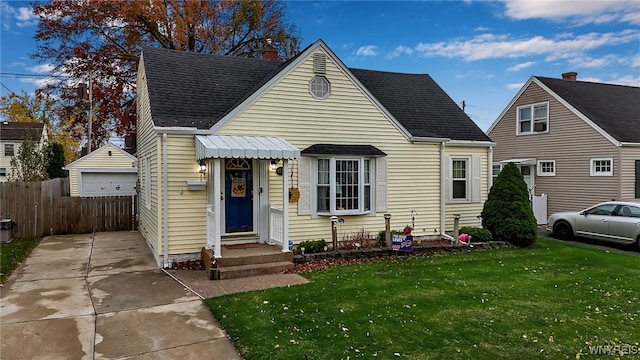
[213,158,222,258]
[281,159,289,252]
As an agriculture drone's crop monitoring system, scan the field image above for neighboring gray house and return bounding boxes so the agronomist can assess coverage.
[488,72,640,222]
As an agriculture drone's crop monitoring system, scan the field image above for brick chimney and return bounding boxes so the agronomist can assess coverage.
[562,72,577,81]
[262,38,278,61]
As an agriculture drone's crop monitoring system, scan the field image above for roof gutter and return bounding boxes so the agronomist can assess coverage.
[447,140,496,147]
[620,142,640,147]
[155,126,213,135]
[410,136,450,143]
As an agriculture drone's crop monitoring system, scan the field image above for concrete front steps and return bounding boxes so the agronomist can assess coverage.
[202,245,293,280]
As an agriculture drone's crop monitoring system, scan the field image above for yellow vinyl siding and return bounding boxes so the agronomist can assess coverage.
[444,146,488,231]
[219,50,463,240]
[65,144,135,196]
[490,81,620,214]
[165,136,207,254]
[136,60,161,257]
[0,140,16,182]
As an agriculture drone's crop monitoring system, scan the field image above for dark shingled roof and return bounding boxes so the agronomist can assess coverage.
[141,46,491,141]
[350,69,491,141]
[301,144,386,156]
[142,47,285,129]
[0,122,45,141]
[536,76,640,143]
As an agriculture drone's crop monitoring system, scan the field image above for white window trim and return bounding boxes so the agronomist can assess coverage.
[0,167,7,177]
[516,101,549,135]
[492,163,502,178]
[313,156,373,216]
[537,160,556,176]
[450,156,471,202]
[4,143,15,157]
[590,158,613,176]
[309,76,331,100]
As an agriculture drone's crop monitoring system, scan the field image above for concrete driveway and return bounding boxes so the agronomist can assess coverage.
[1,231,242,360]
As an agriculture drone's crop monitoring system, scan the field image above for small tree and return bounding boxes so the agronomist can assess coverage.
[481,162,537,247]
[45,143,67,179]
[9,134,48,182]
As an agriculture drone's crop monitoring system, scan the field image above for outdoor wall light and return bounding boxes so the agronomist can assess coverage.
[270,160,279,171]
[198,159,207,182]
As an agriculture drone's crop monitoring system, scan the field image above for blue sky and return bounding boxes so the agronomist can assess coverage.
[1,0,639,132]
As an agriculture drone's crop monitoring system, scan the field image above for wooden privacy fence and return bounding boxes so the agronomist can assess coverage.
[0,178,136,238]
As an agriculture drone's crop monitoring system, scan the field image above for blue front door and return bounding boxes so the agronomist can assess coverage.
[224,158,253,233]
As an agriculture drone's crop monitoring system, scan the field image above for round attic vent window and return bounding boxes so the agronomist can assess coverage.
[309,76,330,99]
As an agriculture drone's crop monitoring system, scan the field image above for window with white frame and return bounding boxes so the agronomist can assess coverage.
[590,158,613,176]
[4,144,14,157]
[145,157,151,208]
[309,76,330,99]
[316,157,371,214]
[537,160,556,176]
[452,158,468,200]
[517,102,548,135]
[447,155,481,203]
[0,167,6,177]
[492,163,502,179]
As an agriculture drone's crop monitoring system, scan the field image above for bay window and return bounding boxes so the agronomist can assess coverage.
[316,157,371,214]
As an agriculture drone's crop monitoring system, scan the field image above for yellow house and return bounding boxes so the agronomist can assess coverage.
[0,122,47,182]
[63,143,137,197]
[136,40,494,268]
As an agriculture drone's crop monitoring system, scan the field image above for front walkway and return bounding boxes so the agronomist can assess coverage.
[0,231,241,360]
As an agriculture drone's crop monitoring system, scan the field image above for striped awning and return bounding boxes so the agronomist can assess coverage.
[195,135,300,160]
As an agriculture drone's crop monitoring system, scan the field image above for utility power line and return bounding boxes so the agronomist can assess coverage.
[0,72,65,79]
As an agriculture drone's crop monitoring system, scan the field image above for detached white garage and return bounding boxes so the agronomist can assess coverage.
[64,143,137,197]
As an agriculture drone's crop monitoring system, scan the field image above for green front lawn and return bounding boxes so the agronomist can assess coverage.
[206,239,640,359]
[0,238,40,283]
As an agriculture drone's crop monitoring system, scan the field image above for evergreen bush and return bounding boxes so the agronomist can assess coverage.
[481,162,537,247]
[459,226,492,242]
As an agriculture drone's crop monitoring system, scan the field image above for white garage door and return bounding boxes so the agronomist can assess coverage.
[81,172,137,197]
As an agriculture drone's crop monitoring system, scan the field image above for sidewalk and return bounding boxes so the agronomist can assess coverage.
[0,231,242,360]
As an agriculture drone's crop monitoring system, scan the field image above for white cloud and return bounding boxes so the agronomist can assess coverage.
[609,75,640,87]
[631,54,640,68]
[506,82,525,90]
[1,2,38,28]
[385,45,413,60]
[501,0,640,25]
[568,55,618,69]
[507,61,535,72]
[27,63,55,74]
[473,26,491,32]
[356,45,378,57]
[414,30,640,62]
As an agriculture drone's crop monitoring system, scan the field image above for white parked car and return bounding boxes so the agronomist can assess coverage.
[547,201,640,250]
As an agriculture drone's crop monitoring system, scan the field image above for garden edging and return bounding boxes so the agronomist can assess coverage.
[292,241,515,264]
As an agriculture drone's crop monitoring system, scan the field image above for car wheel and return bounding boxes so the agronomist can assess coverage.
[553,221,573,240]
[636,236,640,252]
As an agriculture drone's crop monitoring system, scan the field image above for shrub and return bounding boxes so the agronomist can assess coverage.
[481,162,537,247]
[340,228,380,249]
[459,226,492,242]
[298,239,327,254]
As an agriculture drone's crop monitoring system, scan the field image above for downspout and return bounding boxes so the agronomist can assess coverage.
[162,133,169,268]
[440,141,446,236]
[488,146,494,191]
